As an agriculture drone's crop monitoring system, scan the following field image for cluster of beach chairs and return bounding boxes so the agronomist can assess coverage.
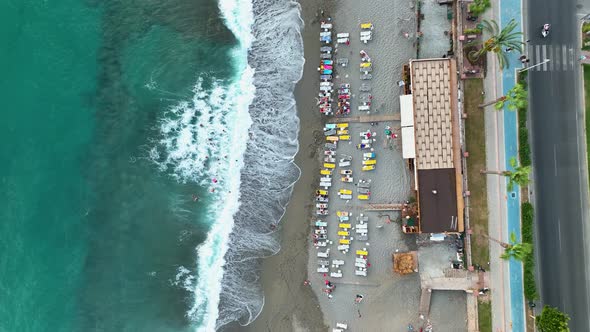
[333,322,349,332]
[360,22,374,44]
[359,129,377,174]
[319,21,334,115]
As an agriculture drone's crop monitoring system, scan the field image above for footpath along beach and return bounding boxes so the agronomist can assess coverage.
[241,0,470,331]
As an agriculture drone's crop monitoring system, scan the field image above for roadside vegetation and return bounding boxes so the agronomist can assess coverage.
[463,73,491,332]
[536,305,570,332]
[464,79,489,267]
[583,65,590,188]
[521,202,537,300]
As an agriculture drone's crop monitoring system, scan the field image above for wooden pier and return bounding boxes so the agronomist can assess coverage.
[331,113,401,123]
[361,203,403,211]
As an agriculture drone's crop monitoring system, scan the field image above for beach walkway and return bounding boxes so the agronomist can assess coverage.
[361,203,403,211]
[419,269,489,328]
[331,113,400,123]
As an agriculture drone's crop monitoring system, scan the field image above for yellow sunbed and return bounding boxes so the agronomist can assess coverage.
[360,23,373,29]
[337,231,350,236]
[324,163,335,169]
[336,123,349,128]
[362,159,377,165]
[339,223,351,229]
[339,189,352,195]
[320,169,332,175]
[360,62,371,68]
[316,189,328,195]
[339,239,351,245]
[358,194,370,200]
[356,250,368,256]
[336,211,349,217]
[326,136,339,142]
[339,135,350,141]
[336,129,349,135]
[362,165,375,171]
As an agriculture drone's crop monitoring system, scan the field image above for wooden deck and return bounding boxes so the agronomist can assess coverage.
[331,113,401,123]
[361,203,403,211]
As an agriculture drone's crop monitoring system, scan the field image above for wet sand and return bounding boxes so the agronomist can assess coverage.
[239,1,331,331]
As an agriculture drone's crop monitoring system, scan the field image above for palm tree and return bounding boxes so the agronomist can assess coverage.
[478,231,532,262]
[479,82,528,110]
[501,232,533,262]
[480,157,531,190]
[468,19,524,69]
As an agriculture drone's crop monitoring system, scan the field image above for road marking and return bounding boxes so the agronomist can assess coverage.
[541,45,548,71]
[554,45,561,71]
[561,45,567,71]
[569,47,574,71]
[557,219,562,251]
[548,45,554,71]
[554,144,558,176]
[535,45,545,71]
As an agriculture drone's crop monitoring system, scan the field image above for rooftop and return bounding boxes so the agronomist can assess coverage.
[417,169,459,233]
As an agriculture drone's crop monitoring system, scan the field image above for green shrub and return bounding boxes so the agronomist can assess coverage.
[519,127,531,167]
[522,202,537,300]
[464,28,482,35]
[469,0,491,16]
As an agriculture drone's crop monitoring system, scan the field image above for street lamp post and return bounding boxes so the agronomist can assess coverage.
[518,58,551,73]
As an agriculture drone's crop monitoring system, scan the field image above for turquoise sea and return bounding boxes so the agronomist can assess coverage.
[0,0,304,330]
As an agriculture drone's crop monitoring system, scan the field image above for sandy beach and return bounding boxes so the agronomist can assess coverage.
[240,0,468,331]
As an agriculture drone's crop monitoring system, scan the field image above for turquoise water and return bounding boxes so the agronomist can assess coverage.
[0,0,239,330]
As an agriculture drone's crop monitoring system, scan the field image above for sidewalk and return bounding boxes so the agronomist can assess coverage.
[481,0,527,331]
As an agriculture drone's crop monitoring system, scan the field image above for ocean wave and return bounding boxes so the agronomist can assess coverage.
[151,0,304,329]
[215,0,305,329]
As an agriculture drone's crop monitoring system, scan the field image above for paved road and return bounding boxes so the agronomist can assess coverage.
[527,0,590,330]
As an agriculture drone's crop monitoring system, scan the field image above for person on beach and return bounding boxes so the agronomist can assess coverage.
[192,194,199,202]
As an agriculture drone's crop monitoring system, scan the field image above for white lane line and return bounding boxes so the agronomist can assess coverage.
[541,45,548,71]
[558,219,562,251]
[569,47,575,71]
[548,45,554,71]
[554,45,561,71]
[554,144,558,176]
[563,45,568,71]
[535,45,545,71]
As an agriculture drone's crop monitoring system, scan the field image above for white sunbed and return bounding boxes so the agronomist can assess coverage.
[357,224,368,229]
[339,194,352,200]
[337,245,350,251]
[320,182,332,187]
[332,259,345,266]
[355,270,367,277]
[320,176,332,182]
[337,38,350,44]
[339,161,351,167]
[315,221,328,227]
[358,105,370,111]
[339,216,349,222]
[355,229,367,235]
[337,33,350,38]
[355,262,367,268]
[317,267,329,273]
[336,323,349,329]
[356,257,367,263]
[330,272,343,278]
[316,241,327,247]
[317,251,330,258]
[333,329,343,332]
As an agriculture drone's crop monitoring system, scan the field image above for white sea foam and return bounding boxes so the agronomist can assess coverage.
[152,0,304,330]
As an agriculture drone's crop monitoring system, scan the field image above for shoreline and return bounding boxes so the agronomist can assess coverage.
[236,1,331,331]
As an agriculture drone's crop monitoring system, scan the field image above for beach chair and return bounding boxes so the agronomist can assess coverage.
[358,194,370,200]
[358,234,369,241]
[323,156,335,163]
[341,176,353,183]
[319,182,331,188]
[336,123,349,128]
[360,139,372,144]
[337,245,349,251]
[323,163,335,169]
[362,165,375,171]
[363,152,376,158]
[360,62,371,68]
[330,272,343,278]
[362,159,377,165]
[320,169,332,176]
[326,136,339,142]
[317,266,329,273]
[355,262,366,268]
[339,194,352,200]
[339,135,350,141]
[355,270,367,277]
[357,224,368,229]
[336,33,350,38]
[338,161,351,167]
[339,239,350,245]
[319,176,331,182]
[336,323,349,329]
[336,211,349,217]
[360,23,373,30]
[332,259,345,266]
[356,250,368,256]
[317,251,330,258]
[336,129,348,135]
[358,105,370,112]
[316,189,328,195]
[338,189,352,195]
[315,221,328,227]
[339,223,351,229]
[357,188,370,194]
